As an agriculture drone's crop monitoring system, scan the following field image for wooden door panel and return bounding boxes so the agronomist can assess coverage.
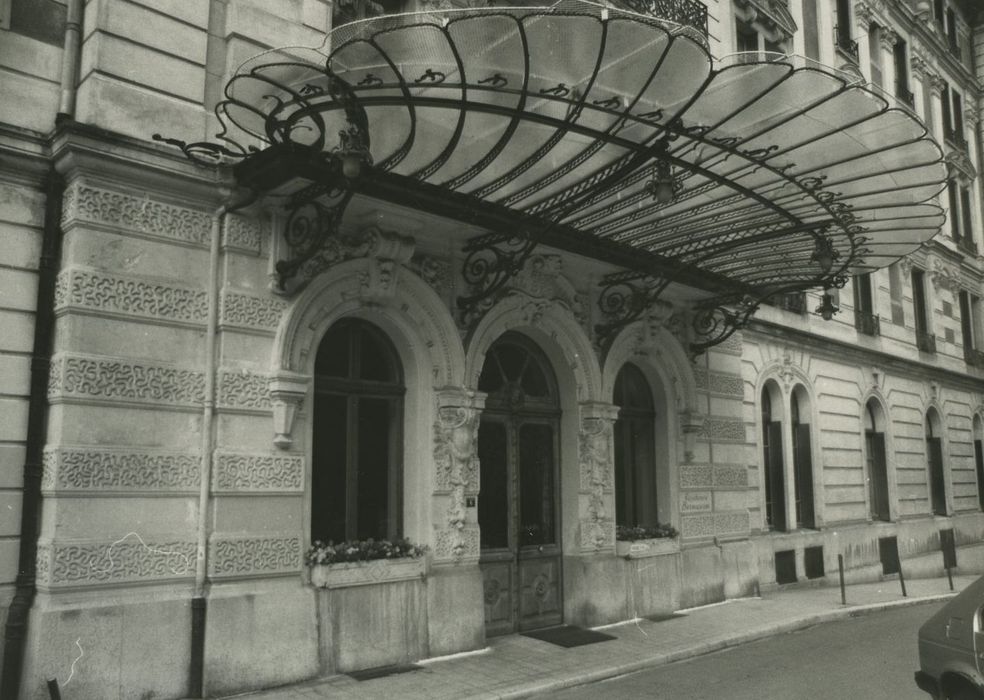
[518,556,562,630]
[482,560,514,636]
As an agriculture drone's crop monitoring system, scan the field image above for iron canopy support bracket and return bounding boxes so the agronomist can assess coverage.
[456,231,539,329]
[689,295,760,356]
[594,271,670,352]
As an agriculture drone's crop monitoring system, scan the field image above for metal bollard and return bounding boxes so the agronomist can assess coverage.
[899,562,908,598]
[838,554,846,605]
[46,679,61,700]
[945,564,954,591]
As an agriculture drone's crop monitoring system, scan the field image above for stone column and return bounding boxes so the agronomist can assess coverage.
[910,54,930,129]
[431,388,485,564]
[965,109,984,251]
[879,28,898,101]
[854,5,872,82]
[577,402,619,554]
[928,74,954,241]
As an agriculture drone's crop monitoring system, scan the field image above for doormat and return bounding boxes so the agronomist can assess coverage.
[347,663,423,681]
[521,625,616,648]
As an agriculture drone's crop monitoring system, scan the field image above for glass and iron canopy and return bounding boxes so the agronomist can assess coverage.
[158,1,946,348]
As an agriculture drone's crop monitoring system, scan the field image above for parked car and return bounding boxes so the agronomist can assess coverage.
[916,574,984,699]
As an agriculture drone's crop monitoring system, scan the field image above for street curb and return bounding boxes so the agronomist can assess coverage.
[495,593,958,699]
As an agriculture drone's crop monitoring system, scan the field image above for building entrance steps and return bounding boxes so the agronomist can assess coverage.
[209,575,975,700]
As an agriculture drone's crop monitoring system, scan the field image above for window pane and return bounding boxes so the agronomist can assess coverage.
[312,394,348,542]
[315,324,351,377]
[519,424,555,546]
[358,326,397,381]
[357,398,393,539]
[521,358,549,398]
[479,421,509,549]
[495,343,527,382]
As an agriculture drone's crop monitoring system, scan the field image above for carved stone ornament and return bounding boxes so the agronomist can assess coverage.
[733,0,798,41]
[460,252,588,334]
[945,150,978,181]
[578,403,618,553]
[898,255,915,277]
[269,371,310,448]
[278,224,415,296]
[879,27,899,50]
[432,389,485,562]
[930,258,959,292]
[910,53,929,78]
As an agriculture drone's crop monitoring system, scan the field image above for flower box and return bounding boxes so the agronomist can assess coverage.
[616,537,680,559]
[309,557,427,589]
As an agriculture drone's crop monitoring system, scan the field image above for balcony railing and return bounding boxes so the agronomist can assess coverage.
[764,291,807,314]
[614,0,708,35]
[916,330,937,353]
[957,236,978,257]
[896,84,915,110]
[965,347,984,368]
[854,309,881,336]
[834,26,859,62]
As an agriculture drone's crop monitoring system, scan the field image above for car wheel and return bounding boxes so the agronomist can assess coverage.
[945,684,983,700]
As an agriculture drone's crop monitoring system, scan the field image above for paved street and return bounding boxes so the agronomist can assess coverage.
[544,602,943,700]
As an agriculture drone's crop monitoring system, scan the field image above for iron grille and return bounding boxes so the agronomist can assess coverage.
[834,26,859,62]
[916,331,937,353]
[896,85,915,110]
[854,309,880,336]
[964,347,984,367]
[613,0,708,35]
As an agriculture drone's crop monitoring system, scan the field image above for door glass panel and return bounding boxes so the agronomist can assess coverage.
[313,394,347,542]
[521,360,549,398]
[479,421,509,549]
[519,424,555,546]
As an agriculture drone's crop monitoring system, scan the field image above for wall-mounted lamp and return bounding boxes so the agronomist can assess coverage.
[646,159,676,205]
[810,235,838,273]
[336,121,373,180]
[815,289,839,321]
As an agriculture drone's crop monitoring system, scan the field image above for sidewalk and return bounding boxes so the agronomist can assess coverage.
[223,574,974,700]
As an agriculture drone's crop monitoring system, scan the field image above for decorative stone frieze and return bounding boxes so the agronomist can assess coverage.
[715,511,750,534]
[696,417,747,442]
[217,369,272,412]
[578,402,619,553]
[910,53,929,78]
[220,291,288,332]
[714,331,744,354]
[42,447,200,492]
[55,267,208,325]
[224,214,263,254]
[61,180,211,247]
[268,370,310,448]
[898,255,915,276]
[48,354,206,408]
[208,535,302,577]
[434,526,480,561]
[432,389,485,562]
[37,537,197,587]
[213,452,304,492]
[714,465,749,487]
[680,513,715,538]
[694,368,744,396]
[878,27,899,50]
[682,511,749,538]
[680,465,713,488]
[408,254,452,295]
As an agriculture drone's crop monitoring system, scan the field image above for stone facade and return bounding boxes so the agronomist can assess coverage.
[1,0,984,699]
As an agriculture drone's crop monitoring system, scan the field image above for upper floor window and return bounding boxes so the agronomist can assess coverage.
[834,0,859,62]
[894,40,913,108]
[867,25,883,88]
[802,0,820,61]
[888,263,905,326]
[912,268,935,353]
[853,273,879,336]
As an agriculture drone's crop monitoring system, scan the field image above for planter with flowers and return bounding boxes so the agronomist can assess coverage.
[306,538,428,589]
[615,524,680,559]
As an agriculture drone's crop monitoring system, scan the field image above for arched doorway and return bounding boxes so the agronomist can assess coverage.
[613,363,657,528]
[762,381,786,531]
[791,385,816,529]
[926,409,946,516]
[311,318,405,543]
[477,333,562,636]
[864,400,890,522]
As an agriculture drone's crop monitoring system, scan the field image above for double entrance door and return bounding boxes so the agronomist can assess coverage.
[478,417,562,635]
[476,333,562,636]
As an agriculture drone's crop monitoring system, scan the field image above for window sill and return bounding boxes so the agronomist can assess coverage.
[309,558,427,589]
[616,538,680,559]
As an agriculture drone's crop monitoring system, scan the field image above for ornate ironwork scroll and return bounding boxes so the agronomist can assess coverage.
[274,187,355,292]
[457,232,538,328]
[594,272,670,350]
[689,295,759,356]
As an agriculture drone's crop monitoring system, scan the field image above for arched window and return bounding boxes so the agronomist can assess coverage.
[791,386,816,529]
[311,319,404,543]
[926,411,946,516]
[762,383,787,531]
[865,401,890,521]
[613,363,657,528]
